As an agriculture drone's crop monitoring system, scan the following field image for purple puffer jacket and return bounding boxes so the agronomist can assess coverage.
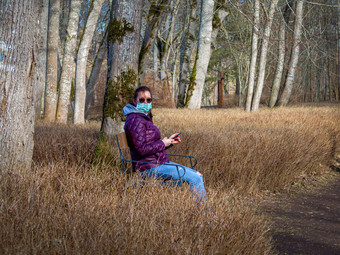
[124,112,170,172]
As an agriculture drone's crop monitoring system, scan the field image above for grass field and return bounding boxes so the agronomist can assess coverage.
[1,104,339,254]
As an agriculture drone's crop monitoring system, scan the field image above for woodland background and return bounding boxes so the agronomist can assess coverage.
[0,1,340,253]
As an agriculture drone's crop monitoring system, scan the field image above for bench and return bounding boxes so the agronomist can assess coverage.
[115,132,198,184]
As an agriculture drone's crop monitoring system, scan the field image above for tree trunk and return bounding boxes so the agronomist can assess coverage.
[153,40,159,83]
[44,0,60,122]
[101,0,143,138]
[0,0,40,172]
[74,0,105,124]
[157,0,180,105]
[337,4,340,101]
[269,0,293,107]
[85,29,108,119]
[245,0,260,112]
[56,0,82,123]
[278,0,304,106]
[187,0,215,109]
[177,0,198,107]
[269,19,285,108]
[138,0,168,81]
[33,0,49,120]
[251,0,278,111]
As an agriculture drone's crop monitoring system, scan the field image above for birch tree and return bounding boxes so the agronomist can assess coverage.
[177,0,198,107]
[278,0,304,106]
[56,0,82,123]
[0,0,40,172]
[74,0,105,124]
[251,0,278,111]
[269,0,294,108]
[245,0,260,112]
[187,0,215,109]
[44,0,60,122]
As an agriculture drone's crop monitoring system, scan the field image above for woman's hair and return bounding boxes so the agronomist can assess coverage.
[133,86,152,101]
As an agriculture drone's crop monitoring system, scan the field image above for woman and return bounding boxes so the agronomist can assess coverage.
[123,86,206,200]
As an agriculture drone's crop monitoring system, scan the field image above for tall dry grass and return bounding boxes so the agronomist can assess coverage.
[1,104,339,254]
[155,105,340,194]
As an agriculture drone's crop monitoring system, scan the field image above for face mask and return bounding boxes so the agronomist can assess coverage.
[136,102,152,113]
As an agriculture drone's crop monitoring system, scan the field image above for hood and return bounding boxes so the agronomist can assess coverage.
[123,104,147,116]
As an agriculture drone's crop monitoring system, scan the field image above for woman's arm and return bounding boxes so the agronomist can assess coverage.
[126,117,165,156]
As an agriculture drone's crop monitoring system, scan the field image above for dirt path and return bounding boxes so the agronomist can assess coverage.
[262,173,340,255]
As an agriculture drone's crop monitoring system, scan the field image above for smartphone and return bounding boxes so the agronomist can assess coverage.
[172,132,181,139]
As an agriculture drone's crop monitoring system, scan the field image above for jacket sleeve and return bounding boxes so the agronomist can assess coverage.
[127,116,165,157]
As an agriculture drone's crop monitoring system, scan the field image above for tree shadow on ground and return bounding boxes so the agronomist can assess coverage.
[262,174,340,255]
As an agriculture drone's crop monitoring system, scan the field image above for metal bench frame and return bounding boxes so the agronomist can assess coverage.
[115,132,198,183]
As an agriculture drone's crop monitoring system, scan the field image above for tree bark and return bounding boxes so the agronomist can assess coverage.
[269,0,294,108]
[56,0,82,123]
[251,0,278,111]
[245,0,260,112]
[177,0,198,107]
[44,0,60,122]
[278,0,304,106]
[269,19,285,108]
[85,29,108,119]
[138,0,168,81]
[0,0,40,172]
[33,0,49,120]
[74,0,105,124]
[102,0,144,137]
[337,3,340,101]
[187,0,215,109]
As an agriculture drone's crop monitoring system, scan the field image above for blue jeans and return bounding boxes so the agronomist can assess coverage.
[140,161,207,200]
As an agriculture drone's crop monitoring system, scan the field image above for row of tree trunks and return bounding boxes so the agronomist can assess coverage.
[44,0,59,122]
[187,0,215,109]
[138,0,168,85]
[251,0,278,111]
[74,0,105,124]
[177,0,198,108]
[33,0,49,119]
[56,0,82,123]
[278,0,304,106]
[245,0,260,112]
[85,29,108,119]
[0,0,40,172]
[269,0,294,108]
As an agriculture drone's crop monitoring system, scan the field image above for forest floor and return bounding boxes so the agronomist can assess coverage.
[261,169,340,255]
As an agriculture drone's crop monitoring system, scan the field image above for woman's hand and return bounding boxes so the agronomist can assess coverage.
[169,133,181,144]
[162,133,181,147]
[162,137,173,147]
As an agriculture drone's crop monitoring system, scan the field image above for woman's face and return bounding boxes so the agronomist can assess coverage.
[134,91,152,105]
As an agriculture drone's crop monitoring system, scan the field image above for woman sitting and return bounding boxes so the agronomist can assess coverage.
[122,86,206,200]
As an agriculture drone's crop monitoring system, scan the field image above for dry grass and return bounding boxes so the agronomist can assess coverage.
[1,103,339,254]
[155,104,340,194]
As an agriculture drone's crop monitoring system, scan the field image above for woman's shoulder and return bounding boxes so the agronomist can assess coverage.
[125,113,150,126]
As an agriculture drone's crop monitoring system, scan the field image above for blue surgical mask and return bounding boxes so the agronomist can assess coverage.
[136,102,152,113]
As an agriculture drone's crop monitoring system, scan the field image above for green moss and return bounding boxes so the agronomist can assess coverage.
[103,68,137,121]
[212,0,226,29]
[184,53,199,107]
[107,17,134,44]
[212,11,222,30]
[138,44,149,75]
[70,80,75,102]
